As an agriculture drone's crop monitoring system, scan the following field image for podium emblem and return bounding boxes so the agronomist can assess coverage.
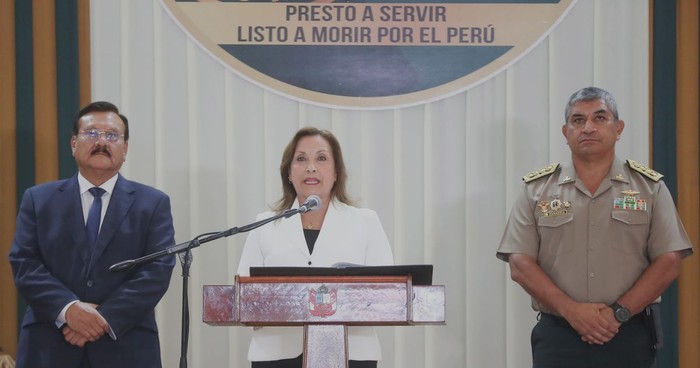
[309,285,337,317]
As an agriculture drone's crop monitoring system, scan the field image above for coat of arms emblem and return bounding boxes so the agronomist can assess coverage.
[309,285,337,317]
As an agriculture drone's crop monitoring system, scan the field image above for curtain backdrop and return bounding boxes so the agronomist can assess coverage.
[87,1,651,367]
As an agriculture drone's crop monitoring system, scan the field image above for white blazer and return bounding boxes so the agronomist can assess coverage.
[236,199,394,362]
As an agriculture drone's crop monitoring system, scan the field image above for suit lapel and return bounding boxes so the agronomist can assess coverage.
[283,200,310,256]
[60,176,92,265]
[91,175,135,263]
[314,201,342,251]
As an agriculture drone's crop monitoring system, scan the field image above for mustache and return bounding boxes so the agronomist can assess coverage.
[91,146,111,156]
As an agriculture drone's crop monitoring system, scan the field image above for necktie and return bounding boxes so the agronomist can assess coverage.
[86,187,106,250]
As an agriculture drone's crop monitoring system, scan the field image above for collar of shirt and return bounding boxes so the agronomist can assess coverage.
[77,172,118,195]
[558,156,629,185]
[78,172,119,225]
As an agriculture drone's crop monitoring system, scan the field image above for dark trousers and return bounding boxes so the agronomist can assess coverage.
[252,355,377,368]
[532,313,656,368]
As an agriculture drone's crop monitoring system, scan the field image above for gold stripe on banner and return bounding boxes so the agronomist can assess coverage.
[677,0,700,367]
[33,0,59,184]
[78,0,91,106]
[0,0,18,359]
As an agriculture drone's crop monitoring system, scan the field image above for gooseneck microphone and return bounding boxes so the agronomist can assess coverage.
[110,195,324,272]
[298,195,321,213]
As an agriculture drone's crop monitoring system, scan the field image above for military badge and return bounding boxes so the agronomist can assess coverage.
[627,160,663,182]
[309,285,338,317]
[614,189,647,211]
[523,163,559,183]
[539,194,571,217]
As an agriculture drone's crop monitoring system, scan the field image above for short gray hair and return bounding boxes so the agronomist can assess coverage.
[564,87,619,122]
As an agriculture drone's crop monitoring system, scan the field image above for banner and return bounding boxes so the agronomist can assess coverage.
[162,0,576,109]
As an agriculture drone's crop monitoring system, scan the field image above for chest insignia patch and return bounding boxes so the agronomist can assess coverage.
[539,194,571,217]
[614,190,647,211]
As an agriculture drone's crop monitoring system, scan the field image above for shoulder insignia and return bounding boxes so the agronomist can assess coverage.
[627,159,663,182]
[522,163,560,183]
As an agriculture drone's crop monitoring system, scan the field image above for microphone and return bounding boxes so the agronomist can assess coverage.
[111,196,322,272]
[299,195,321,213]
[109,259,136,272]
[111,198,323,273]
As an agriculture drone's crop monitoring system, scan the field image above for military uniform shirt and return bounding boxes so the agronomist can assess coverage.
[497,157,694,314]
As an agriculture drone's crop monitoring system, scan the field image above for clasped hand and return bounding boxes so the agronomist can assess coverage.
[564,303,620,345]
[63,302,110,347]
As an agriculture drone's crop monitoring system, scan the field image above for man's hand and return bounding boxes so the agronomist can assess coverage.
[562,303,619,345]
[507,254,620,345]
[62,325,90,347]
[65,302,110,342]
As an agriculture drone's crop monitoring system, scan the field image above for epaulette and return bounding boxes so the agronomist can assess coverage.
[627,159,663,182]
[522,163,560,183]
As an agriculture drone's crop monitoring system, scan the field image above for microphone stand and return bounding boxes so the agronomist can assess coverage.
[109,207,305,368]
[178,244,194,368]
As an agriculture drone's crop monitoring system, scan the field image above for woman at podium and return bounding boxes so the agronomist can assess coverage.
[236,127,395,368]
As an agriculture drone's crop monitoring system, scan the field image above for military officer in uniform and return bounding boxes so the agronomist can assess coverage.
[496,86,694,368]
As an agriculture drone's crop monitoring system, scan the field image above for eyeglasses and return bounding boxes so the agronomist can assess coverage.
[78,129,124,143]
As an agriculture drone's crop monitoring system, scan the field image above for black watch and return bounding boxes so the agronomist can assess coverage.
[610,302,631,323]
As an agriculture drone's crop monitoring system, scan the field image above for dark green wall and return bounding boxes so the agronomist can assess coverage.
[652,1,679,367]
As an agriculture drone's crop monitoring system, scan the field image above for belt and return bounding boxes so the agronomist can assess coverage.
[539,312,645,325]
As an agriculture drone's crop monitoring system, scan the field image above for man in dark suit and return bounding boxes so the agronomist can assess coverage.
[9,101,176,367]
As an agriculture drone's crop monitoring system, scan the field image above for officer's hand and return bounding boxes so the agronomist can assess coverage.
[580,305,621,344]
[563,303,617,344]
[65,301,110,342]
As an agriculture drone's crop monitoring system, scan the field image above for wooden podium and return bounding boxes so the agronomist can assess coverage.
[203,274,445,368]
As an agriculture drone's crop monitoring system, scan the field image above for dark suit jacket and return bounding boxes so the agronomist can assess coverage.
[9,174,176,368]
